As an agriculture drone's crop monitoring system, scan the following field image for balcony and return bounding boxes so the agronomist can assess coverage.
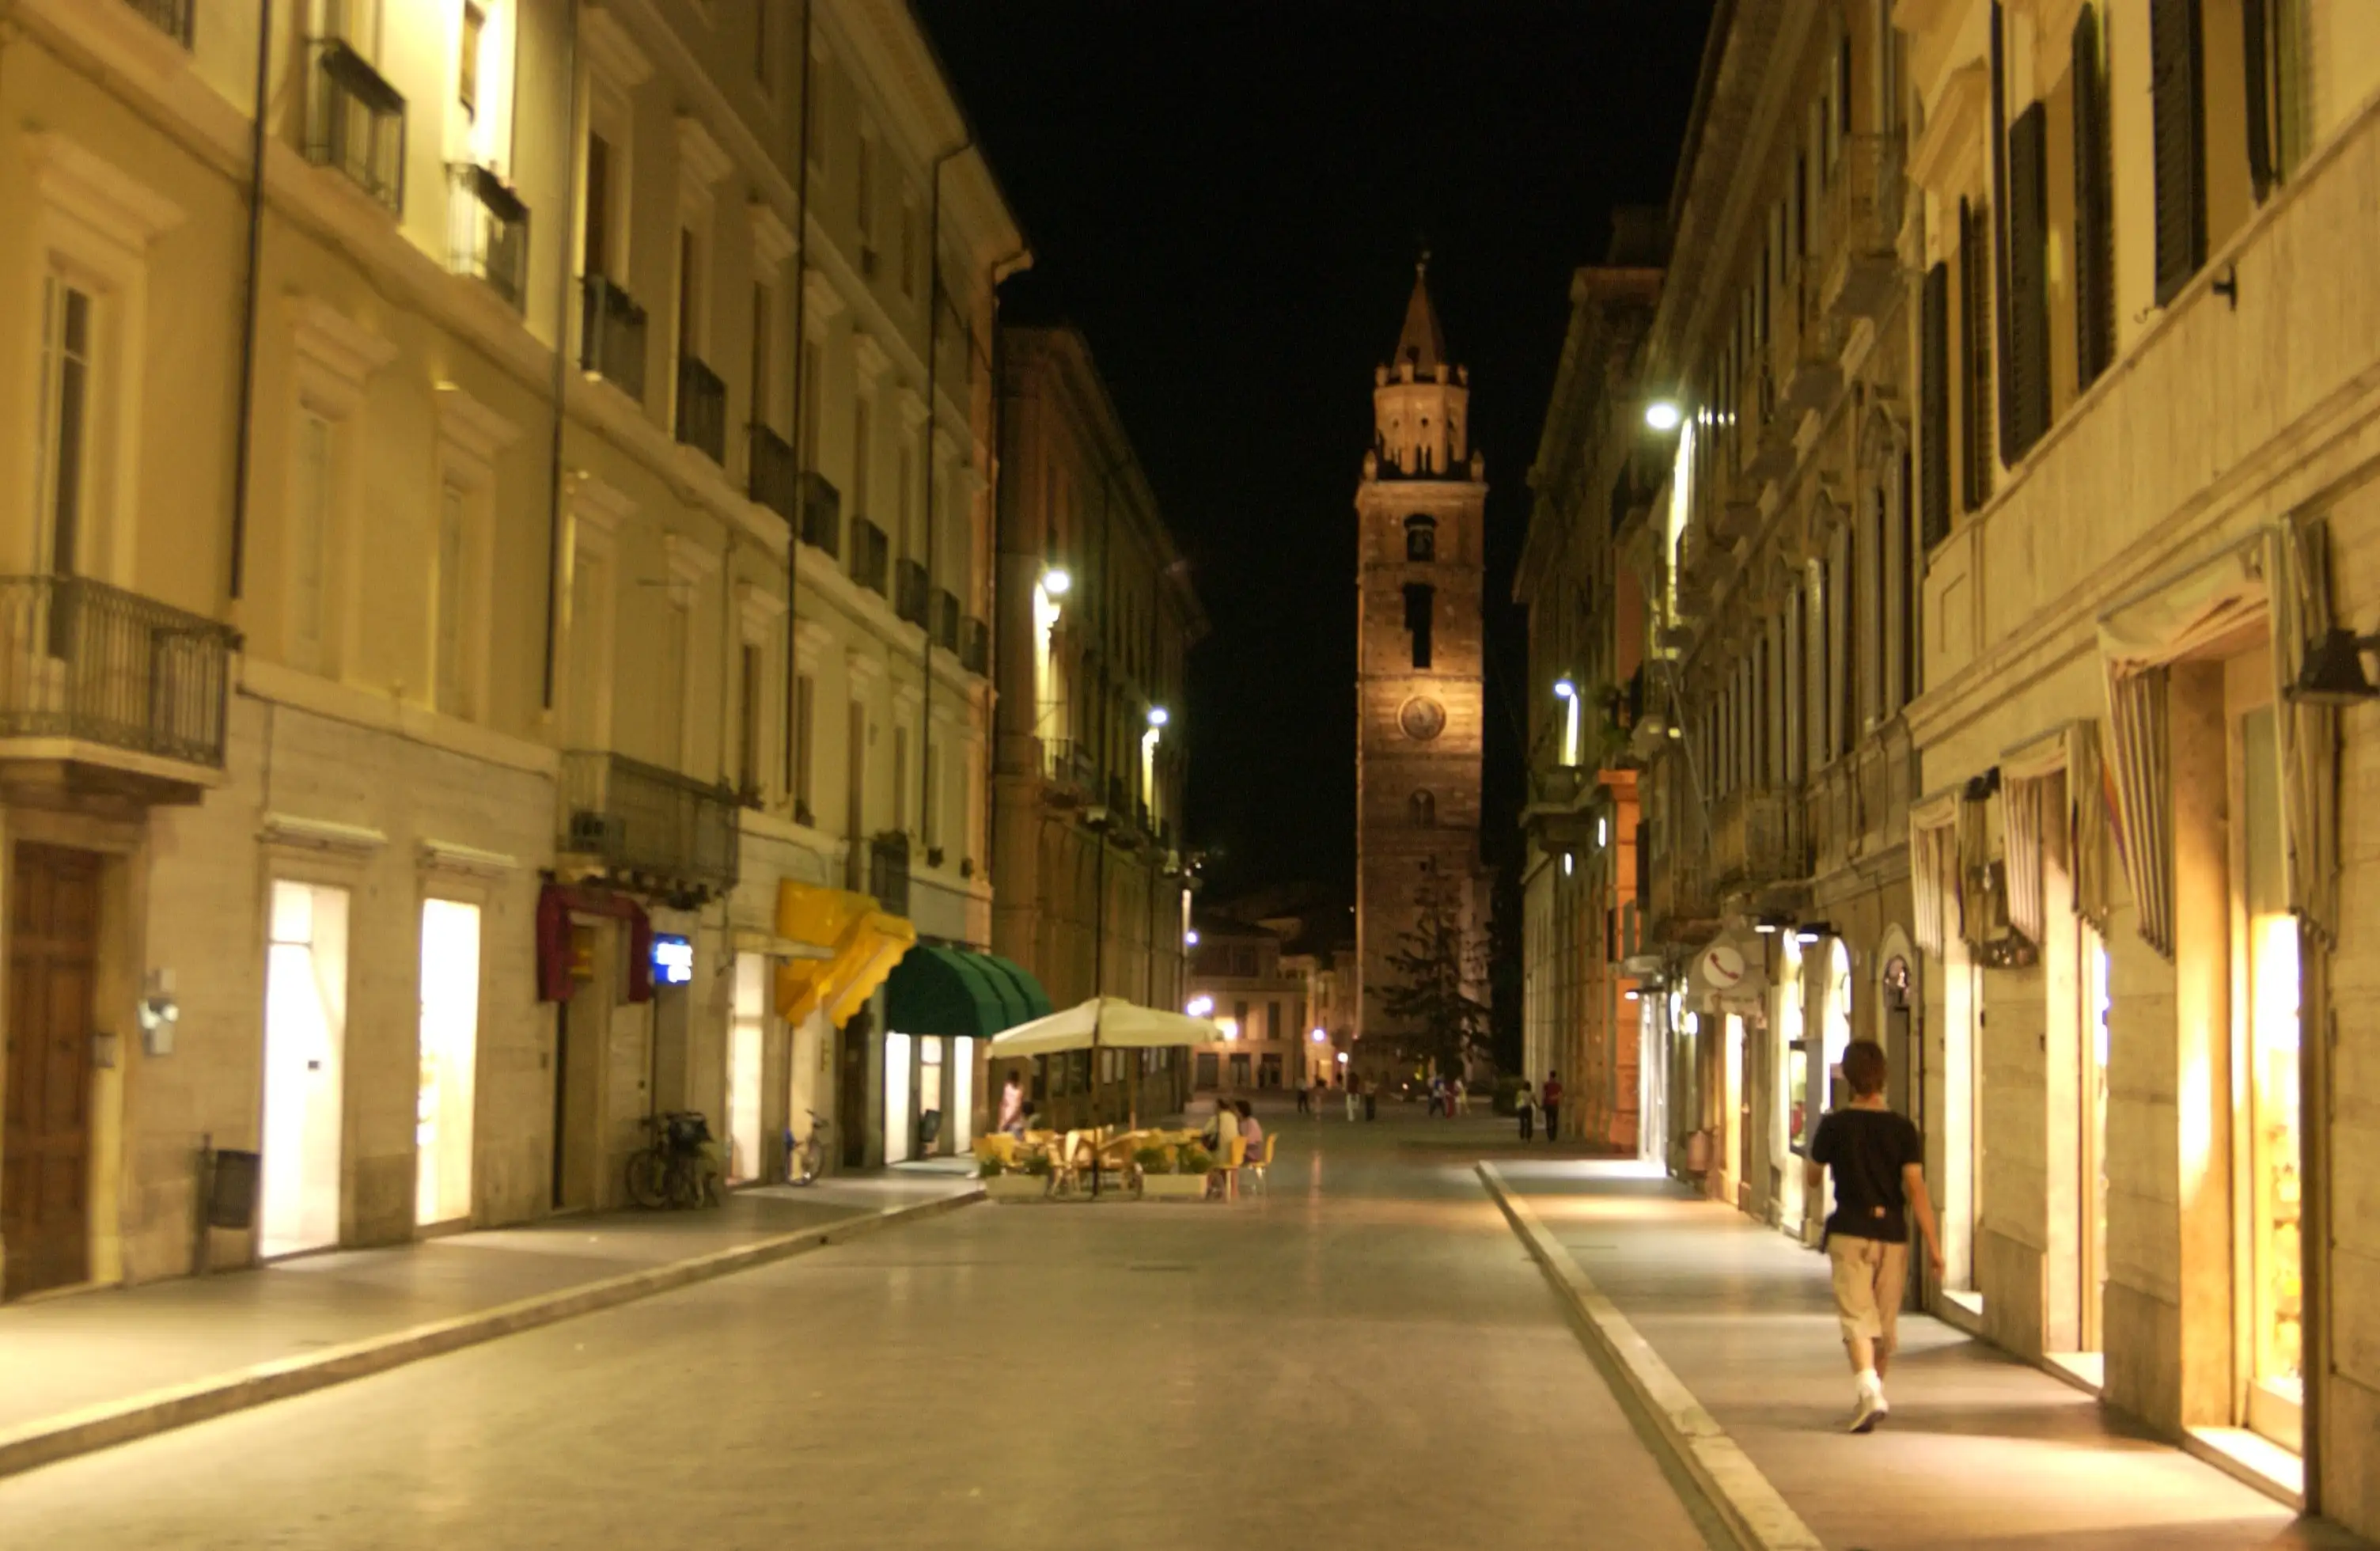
[1039,737,1094,801]
[892,559,930,628]
[305,37,405,214]
[748,424,799,525]
[123,0,194,45]
[0,575,237,796]
[799,472,841,556]
[1521,764,1598,851]
[933,589,961,653]
[579,275,648,399]
[849,520,890,596]
[1708,785,1810,893]
[858,831,909,917]
[1817,135,1904,325]
[446,163,528,313]
[961,616,990,676]
[674,355,726,464]
[559,750,740,900]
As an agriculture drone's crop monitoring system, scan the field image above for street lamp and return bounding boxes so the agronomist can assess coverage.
[1554,677,1581,765]
[1146,706,1169,728]
[1643,399,1683,432]
[1186,993,1215,1018]
[1040,567,1072,598]
[1185,929,1200,947]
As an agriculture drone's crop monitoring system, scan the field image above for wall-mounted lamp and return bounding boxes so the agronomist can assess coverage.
[2287,626,2380,704]
[1561,852,1575,878]
[1552,677,1578,700]
[1794,921,1836,946]
[1185,929,1201,947]
[1753,916,1788,935]
[1643,400,1683,432]
[1309,1027,1328,1043]
[1146,706,1170,728]
[1040,567,1072,598]
[1624,988,1642,1002]
[1185,994,1215,1018]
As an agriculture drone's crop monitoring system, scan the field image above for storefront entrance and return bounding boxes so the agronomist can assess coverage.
[414,898,481,1228]
[2,844,101,1299]
[261,879,349,1258]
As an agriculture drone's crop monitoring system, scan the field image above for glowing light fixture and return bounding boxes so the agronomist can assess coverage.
[1336,1050,1349,1065]
[1185,929,1200,947]
[1552,677,1578,700]
[1185,994,1215,1018]
[1643,400,1683,432]
[1596,817,1609,848]
[1040,567,1072,597]
[1309,1026,1328,1043]
[1562,853,1575,878]
[1147,706,1169,728]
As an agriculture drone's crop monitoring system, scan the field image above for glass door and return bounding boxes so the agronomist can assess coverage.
[2234,702,2302,1450]
[2081,930,2112,1354]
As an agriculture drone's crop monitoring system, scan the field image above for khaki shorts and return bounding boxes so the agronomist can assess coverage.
[1828,1236,1908,1351]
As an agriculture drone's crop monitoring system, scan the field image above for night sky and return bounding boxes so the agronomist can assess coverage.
[918,2,1714,907]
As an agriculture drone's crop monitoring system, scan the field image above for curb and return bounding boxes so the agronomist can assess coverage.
[0,1186,982,1482]
[1476,1162,1825,1551]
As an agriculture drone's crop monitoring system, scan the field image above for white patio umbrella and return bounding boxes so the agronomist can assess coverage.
[987,996,1221,1195]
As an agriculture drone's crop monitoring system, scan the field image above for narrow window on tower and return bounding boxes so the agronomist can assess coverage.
[1404,514,1435,562]
[1402,582,1434,669]
[1409,789,1436,828]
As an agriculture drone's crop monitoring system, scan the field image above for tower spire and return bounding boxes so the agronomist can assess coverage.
[1396,252,1446,374]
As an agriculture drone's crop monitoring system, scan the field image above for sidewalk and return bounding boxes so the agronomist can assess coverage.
[0,1167,975,1473]
[1492,1158,2368,1551]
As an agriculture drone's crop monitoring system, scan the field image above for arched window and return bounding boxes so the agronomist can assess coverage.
[1404,514,1437,562]
[1409,789,1436,827]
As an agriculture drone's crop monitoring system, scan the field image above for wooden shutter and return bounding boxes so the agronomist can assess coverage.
[2005,101,2052,460]
[2072,7,2116,388]
[1989,2,2014,469]
[1958,199,1993,512]
[2151,0,2207,305]
[2244,0,2274,201]
[1921,262,1951,549]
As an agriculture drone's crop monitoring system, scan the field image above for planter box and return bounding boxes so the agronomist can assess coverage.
[984,1173,1052,1202]
[1136,1173,1212,1200]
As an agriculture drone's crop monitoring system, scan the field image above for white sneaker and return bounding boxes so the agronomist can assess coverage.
[1849,1389,1887,1434]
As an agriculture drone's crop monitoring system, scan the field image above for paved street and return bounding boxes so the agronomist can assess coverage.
[0,1106,1721,1551]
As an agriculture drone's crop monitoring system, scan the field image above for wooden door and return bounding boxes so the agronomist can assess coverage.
[3,844,100,1299]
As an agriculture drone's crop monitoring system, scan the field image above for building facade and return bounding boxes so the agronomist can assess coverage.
[1183,915,1321,1096]
[0,0,1021,1301]
[1517,221,1662,1151]
[1354,266,1489,1079]
[989,324,1204,1132]
[1575,0,2380,1532]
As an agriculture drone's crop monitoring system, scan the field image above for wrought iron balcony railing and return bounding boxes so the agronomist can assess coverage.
[892,559,930,627]
[579,275,648,398]
[124,0,195,45]
[0,575,237,770]
[849,520,890,596]
[933,588,961,652]
[675,355,726,464]
[1039,736,1096,796]
[305,37,405,214]
[447,162,529,312]
[748,423,799,524]
[1709,784,1810,892]
[559,750,740,896]
[799,472,841,556]
[961,615,989,676]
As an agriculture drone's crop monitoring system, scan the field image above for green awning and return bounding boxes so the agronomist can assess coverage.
[973,953,1053,1021]
[883,947,1053,1039]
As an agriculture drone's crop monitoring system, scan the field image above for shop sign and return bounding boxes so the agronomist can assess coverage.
[652,934,695,985]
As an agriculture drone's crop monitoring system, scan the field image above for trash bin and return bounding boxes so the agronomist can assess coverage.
[207,1148,261,1231]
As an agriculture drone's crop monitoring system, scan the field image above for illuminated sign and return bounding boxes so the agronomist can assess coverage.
[652,935,694,986]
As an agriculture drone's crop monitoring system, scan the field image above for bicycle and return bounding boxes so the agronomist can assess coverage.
[786,1110,829,1185]
[626,1111,722,1209]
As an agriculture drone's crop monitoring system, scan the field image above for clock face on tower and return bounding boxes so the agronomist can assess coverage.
[1399,697,1446,741]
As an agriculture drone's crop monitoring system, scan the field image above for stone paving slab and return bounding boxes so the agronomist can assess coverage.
[1496,1158,2372,1551]
[0,1171,970,1444]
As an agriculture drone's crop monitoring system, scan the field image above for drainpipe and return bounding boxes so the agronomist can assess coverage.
[978,245,1024,901]
[540,0,581,707]
[781,0,814,796]
[227,0,276,601]
[916,136,972,882]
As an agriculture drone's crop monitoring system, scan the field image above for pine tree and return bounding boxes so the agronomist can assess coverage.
[1379,878,1490,1078]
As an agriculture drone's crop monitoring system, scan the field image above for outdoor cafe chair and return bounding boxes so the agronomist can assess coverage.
[1242,1133,1277,1196]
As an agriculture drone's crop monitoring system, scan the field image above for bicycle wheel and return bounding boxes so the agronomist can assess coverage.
[665,1156,706,1209]
[625,1148,669,1208]
[790,1140,822,1185]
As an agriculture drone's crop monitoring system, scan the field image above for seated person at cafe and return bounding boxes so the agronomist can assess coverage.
[1202,1096,1241,1155]
[1235,1100,1264,1160]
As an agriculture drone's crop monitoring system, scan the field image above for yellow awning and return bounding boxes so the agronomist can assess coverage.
[773,881,915,1026]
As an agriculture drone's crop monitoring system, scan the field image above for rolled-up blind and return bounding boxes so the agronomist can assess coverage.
[2105,666,2176,959]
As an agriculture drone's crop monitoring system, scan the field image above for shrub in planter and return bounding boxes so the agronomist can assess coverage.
[977,1155,1006,1179]
[1176,1143,1214,1175]
[1021,1150,1055,1177]
[1133,1144,1173,1174]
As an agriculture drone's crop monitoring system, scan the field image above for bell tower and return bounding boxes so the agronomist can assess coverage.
[1353,259,1488,1066]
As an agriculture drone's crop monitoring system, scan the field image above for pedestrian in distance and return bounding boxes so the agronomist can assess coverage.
[1427,1075,1444,1118]
[997,1071,1026,1138]
[1345,1076,1361,1122]
[1363,1083,1377,1122]
[1453,1076,1469,1116]
[1806,1039,1945,1434]
[1541,1071,1563,1143]
[1514,1080,1535,1142]
[1295,1079,1311,1117]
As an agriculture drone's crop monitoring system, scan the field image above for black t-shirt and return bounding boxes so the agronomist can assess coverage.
[1810,1105,1923,1243]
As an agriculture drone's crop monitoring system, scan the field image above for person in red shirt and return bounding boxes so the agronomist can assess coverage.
[1540,1071,1563,1143]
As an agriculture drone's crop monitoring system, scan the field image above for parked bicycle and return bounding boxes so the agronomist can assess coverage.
[786,1111,829,1186]
[626,1110,722,1209]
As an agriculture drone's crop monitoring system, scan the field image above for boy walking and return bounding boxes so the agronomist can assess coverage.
[1806,1041,1945,1433]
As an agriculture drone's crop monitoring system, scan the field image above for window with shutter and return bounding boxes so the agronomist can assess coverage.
[2073,7,2116,389]
[1958,201,1994,512]
[2245,0,2273,201]
[2005,102,2052,461]
[1921,262,1951,549]
[2151,0,2207,305]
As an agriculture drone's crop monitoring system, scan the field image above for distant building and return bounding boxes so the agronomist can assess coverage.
[1352,264,1489,1081]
